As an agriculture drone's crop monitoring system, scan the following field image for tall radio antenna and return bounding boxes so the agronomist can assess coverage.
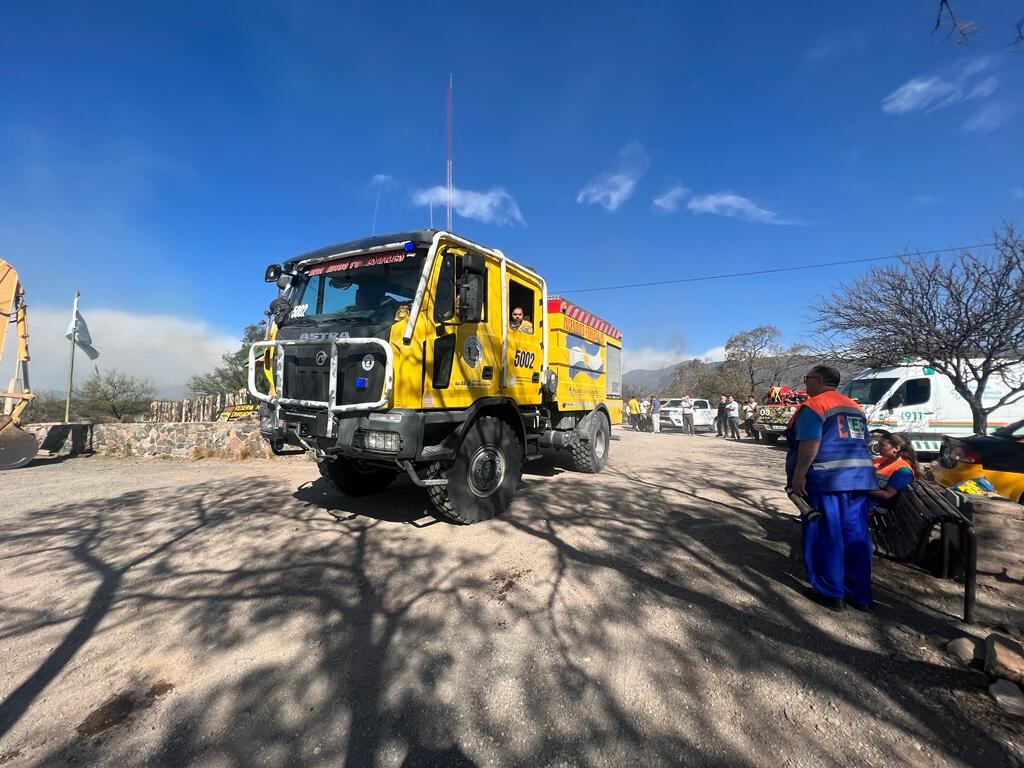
[446,74,453,231]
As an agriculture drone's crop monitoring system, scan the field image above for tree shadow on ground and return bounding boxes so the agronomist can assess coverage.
[0,438,1019,767]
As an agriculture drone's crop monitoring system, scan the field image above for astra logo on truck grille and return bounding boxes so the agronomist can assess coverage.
[299,331,350,341]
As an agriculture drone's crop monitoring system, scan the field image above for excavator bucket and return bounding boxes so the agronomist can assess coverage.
[0,414,38,470]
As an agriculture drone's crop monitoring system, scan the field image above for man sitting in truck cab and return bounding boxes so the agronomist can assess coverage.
[510,306,533,333]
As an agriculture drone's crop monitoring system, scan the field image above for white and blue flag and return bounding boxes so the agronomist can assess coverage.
[66,308,100,360]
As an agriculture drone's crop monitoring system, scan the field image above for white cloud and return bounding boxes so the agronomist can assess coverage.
[805,37,841,62]
[881,58,999,116]
[968,77,999,100]
[653,185,690,213]
[686,192,794,225]
[804,28,863,62]
[882,77,962,114]
[962,102,1010,134]
[1013,187,1024,200]
[961,57,994,77]
[13,307,239,395]
[912,194,939,205]
[370,173,395,186]
[411,185,525,226]
[696,345,727,362]
[577,143,650,212]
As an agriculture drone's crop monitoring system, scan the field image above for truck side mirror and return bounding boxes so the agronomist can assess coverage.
[458,273,484,323]
[462,252,486,276]
[265,264,282,283]
[276,273,292,290]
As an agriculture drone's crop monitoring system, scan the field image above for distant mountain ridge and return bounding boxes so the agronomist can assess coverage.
[623,365,679,394]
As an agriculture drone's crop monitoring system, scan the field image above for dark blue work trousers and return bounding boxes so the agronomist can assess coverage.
[802,490,873,605]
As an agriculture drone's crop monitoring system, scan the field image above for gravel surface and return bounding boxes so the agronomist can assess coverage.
[0,429,1021,767]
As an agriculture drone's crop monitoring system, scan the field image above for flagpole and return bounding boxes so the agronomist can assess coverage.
[64,290,79,423]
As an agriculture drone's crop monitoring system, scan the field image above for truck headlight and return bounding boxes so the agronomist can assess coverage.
[363,430,401,452]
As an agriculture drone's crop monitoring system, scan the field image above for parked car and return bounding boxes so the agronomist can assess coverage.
[932,418,1024,503]
[660,398,716,432]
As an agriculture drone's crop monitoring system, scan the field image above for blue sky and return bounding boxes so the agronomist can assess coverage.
[3,1,1023,391]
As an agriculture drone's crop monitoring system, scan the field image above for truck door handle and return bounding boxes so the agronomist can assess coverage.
[482,366,493,380]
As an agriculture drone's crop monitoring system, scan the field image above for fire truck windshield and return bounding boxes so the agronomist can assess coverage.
[290,250,424,324]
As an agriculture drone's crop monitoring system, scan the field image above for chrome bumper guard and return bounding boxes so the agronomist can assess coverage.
[247,338,395,438]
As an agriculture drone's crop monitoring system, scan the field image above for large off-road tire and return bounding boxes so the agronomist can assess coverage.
[426,415,523,524]
[319,458,396,497]
[759,430,781,445]
[570,411,610,474]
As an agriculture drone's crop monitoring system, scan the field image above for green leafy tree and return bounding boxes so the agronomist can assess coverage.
[188,324,266,396]
[78,368,156,422]
[22,389,76,424]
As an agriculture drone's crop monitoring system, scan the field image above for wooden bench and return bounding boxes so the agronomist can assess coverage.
[870,479,978,623]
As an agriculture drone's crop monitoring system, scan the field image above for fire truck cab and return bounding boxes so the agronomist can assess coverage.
[249,230,622,523]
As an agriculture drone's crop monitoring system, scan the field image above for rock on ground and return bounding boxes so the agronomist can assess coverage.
[989,678,1024,716]
[945,637,981,665]
[985,633,1024,684]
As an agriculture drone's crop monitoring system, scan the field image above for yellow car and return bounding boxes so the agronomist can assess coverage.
[932,419,1024,502]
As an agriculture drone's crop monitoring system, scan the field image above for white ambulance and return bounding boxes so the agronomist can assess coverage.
[840,362,1024,454]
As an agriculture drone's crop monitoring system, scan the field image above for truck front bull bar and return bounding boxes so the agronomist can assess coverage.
[247,337,395,438]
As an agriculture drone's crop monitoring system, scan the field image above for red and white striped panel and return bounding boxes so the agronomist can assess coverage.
[547,296,623,340]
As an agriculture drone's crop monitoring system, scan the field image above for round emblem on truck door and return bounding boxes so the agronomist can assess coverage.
[315,351,328,366]
[463,336,482,368]
[361,354,375,372]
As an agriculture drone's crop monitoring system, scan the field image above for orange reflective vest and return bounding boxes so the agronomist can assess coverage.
[873,456,914,489]
[786,390,876,493]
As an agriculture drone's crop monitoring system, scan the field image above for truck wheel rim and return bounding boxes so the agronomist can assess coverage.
[594,427,607,459]
[468,446,505,498]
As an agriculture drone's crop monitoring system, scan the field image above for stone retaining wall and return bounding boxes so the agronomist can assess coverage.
[26,421,273,460]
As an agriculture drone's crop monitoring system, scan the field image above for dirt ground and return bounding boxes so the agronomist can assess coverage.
[0,428,1021,767]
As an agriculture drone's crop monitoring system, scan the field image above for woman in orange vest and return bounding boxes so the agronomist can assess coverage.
[869,434,920,503]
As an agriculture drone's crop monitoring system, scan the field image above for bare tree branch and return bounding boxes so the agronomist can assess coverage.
[932,1,1024,47]
[814,222,1024,433]
[934,0,978,44]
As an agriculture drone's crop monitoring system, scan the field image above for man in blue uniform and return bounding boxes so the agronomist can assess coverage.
[786,365,877,612]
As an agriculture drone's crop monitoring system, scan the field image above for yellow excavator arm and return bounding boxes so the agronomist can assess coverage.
[0,259,39,469]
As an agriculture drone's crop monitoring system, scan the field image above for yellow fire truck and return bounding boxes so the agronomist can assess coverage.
[249,230,623,523]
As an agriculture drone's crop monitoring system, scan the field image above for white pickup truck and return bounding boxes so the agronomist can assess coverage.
[660,398,716,432]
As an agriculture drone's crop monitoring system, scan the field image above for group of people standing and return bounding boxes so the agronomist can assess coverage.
[624,395,663,433]
[715,395,758,440]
